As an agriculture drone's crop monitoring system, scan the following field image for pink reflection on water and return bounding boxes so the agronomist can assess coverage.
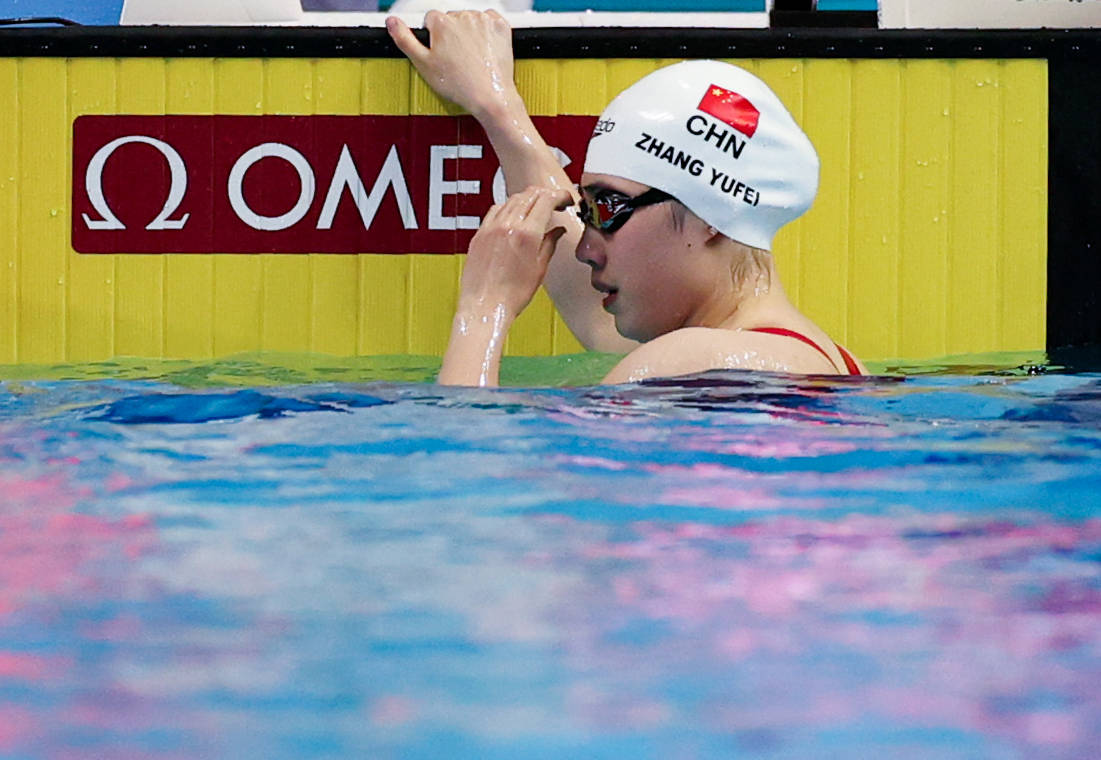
[684,431,871,459]
[651,462,811,511]
[567,682,672,731]
[0,473,155,617]
[559,513,1101,756]
[0,469,165,756]
[367,694,419,727]
[0,705,35,753]
[0,651,68,681]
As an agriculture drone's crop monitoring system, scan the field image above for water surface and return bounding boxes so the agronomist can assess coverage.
[0,353,1098,758]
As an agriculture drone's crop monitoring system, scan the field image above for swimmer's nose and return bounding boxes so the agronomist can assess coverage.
[575,227,605,270]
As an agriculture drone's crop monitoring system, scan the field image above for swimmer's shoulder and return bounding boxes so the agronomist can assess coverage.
[602,326,837,384]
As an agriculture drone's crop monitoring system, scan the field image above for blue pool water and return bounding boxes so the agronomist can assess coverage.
[0,360,1099,758]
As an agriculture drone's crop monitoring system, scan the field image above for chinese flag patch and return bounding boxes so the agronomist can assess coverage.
[697,85,760,138]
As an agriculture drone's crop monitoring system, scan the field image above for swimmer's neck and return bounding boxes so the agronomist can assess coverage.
[685,251,796,332]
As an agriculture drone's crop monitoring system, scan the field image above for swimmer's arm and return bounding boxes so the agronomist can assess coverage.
[438,301,513,387]
[386,11,635,355]
[475,93,636,354]
[439,187,569,387]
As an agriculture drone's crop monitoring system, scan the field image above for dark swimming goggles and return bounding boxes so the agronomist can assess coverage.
[577,186,675,234]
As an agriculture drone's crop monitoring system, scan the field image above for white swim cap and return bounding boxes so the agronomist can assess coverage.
[583,60,819,251]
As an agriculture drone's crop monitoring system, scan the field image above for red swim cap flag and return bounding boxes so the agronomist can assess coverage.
[697,85,760,138]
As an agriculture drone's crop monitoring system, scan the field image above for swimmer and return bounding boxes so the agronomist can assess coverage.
[387,11,868,385]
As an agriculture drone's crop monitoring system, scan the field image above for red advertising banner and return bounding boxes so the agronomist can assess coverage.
[71,115,596,254]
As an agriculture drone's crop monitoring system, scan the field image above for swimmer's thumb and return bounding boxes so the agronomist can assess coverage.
[539,226,568,263]
[386,16,428,63]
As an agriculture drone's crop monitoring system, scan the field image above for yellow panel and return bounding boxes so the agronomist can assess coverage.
[999,59,1047,351]
[515,59,559,117]
[409,62,460,117]
[605,59,665,104]
[212,58,264,356]
[0,60,19,363]
[359,58,408,116]
[359,59,412,354]
[558,58,606,115]
[360,254,410,354]
[407,254,460,356]
[164,57,215,359]
[798,60,852,342]
[114,58,166,358]
[898,60,953,358]
[551,312,585,355]
[260,58,312,352]
[19,59,68,363]
[947,60,1003,354]
[66,59,117,362]
[848,60,901,359]
[756,59,805,305]
[506,286,554,356]
[311,59,362,356]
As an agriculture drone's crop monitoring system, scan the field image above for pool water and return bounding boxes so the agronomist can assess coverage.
[1,353,1099,759]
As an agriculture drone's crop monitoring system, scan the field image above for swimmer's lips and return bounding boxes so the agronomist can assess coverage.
[592,280,618,310]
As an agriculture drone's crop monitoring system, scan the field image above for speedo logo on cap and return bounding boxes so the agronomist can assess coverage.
[697,85,760,138]
[592,119,616,137]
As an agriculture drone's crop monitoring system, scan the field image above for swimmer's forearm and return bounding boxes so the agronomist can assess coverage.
[438,301,515,387]
[474,99,638,353]
[475,97,576,199]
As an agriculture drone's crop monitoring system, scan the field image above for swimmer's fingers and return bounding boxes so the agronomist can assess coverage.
[422,9,447,37]
[485,189,540,236]
[480,201,502,228]
[396,11,516,117]
[526,187,574,222]
[481,188,568,243]
[537,225,568,266]
[504,187,571,266]
[385,16,430,67]
[474,189,550,252]
[527,189,572,265]
[483,9,512,34]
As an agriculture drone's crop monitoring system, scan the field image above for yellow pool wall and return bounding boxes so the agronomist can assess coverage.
[0,56,1048,364]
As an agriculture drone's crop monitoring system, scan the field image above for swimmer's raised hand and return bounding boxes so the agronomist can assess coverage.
[438,185,571,387]
[460,186,572,318]
[386,11,518,120]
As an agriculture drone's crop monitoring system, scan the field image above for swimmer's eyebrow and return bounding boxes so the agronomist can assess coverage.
[580,183,630,196]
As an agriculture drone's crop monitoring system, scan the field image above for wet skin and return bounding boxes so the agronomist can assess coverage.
[575,173,742,344]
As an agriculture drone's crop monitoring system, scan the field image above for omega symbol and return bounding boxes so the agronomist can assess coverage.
[82,135,190,231]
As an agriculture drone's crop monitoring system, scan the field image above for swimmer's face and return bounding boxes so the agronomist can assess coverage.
[575,173,722,342]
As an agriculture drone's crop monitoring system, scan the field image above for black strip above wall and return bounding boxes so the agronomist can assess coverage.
[1047,52,1101,350]
[0,25,1097,60]
[769,11,878,28]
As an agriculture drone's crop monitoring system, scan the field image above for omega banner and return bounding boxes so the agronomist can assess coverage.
[71,115,596,254]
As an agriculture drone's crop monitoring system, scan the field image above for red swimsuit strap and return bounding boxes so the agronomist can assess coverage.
[834,344,863,376]
[747,326,862,376]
